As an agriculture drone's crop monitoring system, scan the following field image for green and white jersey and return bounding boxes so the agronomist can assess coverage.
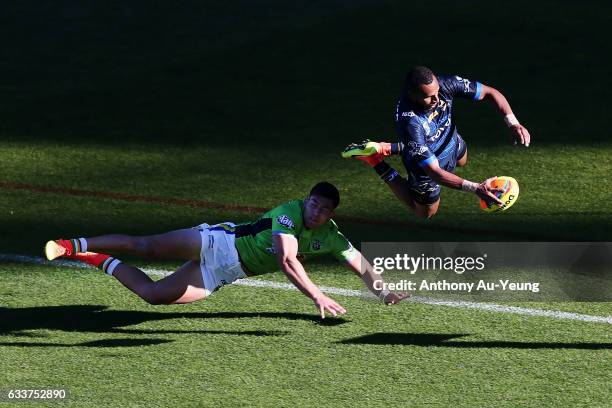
[233,200,358,275]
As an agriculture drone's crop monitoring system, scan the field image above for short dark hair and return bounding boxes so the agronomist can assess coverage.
[309,181,340,209]
[405,66,435,93]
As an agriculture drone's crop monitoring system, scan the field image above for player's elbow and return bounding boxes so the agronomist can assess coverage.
[483,86,503,101]
[278,255,298,271]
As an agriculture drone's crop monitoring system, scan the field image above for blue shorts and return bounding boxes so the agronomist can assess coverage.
[405,135,467,205]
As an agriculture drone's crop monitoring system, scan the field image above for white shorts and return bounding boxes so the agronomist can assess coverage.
[194,223,247,296]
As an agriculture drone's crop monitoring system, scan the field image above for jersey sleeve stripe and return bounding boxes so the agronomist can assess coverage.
[272,231,295,236]
[343,248,359,262]
[473,82,483,100]
[417,156,438,167]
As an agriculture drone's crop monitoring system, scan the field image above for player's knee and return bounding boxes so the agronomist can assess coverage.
[134,237,161,259]
[457,152,468,167]
[147,298,170,305]
[414,202,439,219]
[415,209,437,219]
[140,287,170,305]
[143,296,163,305]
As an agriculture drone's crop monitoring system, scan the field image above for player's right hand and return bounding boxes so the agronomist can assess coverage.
[383,292,411,305]
[509,124,531,147]
[476,176,505,205]
[314,294,346,319]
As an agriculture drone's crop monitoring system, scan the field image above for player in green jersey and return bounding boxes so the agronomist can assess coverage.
[44,182,408,318]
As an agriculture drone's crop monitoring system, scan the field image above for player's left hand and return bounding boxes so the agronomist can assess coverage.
[382,292,410,305]
[510,124,531,147]
[476,176,505,206]
[314,294,347,319]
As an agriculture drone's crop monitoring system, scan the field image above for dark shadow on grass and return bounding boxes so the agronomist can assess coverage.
[0,305,347,336]
[0,338,172,348]
[0,329,289,348]
[111,329,289,335]
[338,333,612,350]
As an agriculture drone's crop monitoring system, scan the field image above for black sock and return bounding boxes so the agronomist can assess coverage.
[373,162,400,182]
[373,161,391,177]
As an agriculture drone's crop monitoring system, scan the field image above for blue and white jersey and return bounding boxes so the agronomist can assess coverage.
[394,74,482,173]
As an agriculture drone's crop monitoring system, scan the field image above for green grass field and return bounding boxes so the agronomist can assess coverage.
[1,263,610,407]
[0,1,611,406]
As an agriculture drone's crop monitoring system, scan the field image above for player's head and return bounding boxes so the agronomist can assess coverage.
[304,181,339,228]
[405,66,439,111]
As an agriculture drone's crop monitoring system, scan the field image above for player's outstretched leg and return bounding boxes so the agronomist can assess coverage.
[45,228,207,304]
[341,140,394,158]
[111,260,206,304]
[344,151,435,216]
[413,200,440,218]
[45,239,82,260]
[45,228,202,262]
[342,141,442,219]
[384,175,439,218]
[47,249,206,304]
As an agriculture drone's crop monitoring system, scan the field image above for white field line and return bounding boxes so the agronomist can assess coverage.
[2,253,611,324]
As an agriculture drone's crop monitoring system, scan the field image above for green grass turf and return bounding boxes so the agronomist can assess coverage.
[0,1,611,406]
[0,263,610,407]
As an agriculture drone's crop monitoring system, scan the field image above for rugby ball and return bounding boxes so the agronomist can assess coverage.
[479,176,519,213]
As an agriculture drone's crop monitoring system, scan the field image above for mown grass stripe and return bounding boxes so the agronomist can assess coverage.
[0,179,558,239]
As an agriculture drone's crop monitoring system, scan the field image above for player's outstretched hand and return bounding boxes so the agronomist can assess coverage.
[510,124,531,147]
[314,294,347,319]
[383,292,410,305]
[476,176,505,205]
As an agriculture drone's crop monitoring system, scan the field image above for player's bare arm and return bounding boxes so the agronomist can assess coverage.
[478,84,531,147]
[421,159,504,205]
[345,251,409,305]
[273,233,347,318]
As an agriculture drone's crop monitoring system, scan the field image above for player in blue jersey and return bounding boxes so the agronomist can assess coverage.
[342,66,531,218]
